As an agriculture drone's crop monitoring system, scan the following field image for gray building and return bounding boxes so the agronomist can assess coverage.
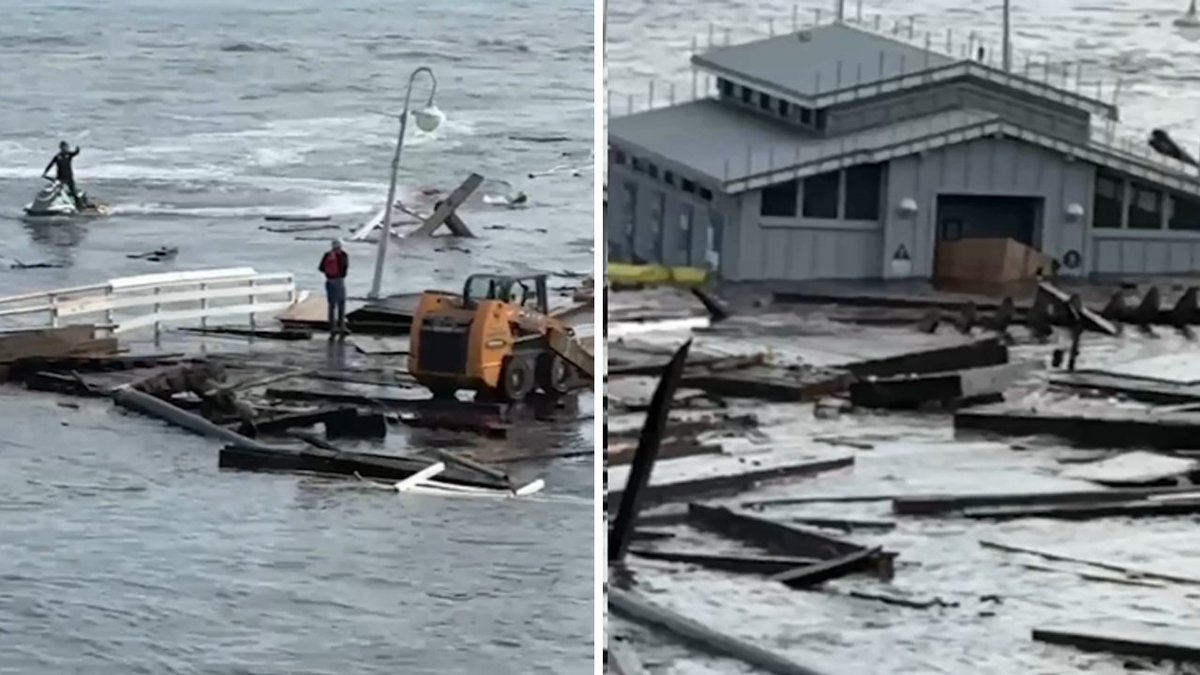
[606,22,1200,282]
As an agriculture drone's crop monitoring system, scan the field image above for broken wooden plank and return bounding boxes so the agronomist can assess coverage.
[609,588,834,675]
[1033,621,1200,662]
[606,437,722,465]
[892,485,1200,515]
[849,362,1028,410]
[263,214,332,223]
[789,516,896,532]
[1048,370,1200,405]
[770,546,885,589]
[1038,281,1118,336]
[627,548,820,575]
[411,173,483,237]
[218,443,506,489]
[606,455,855,508]
[844,336,1009,378]
[686,503,870,560]
[955,403,1200,450]
[962,498,1200,520]
[178,326,313,341]
[679,367,849,402]
[979,539,1200,586]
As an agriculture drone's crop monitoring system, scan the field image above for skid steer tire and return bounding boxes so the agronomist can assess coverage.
[536,353,572,395]
[499,355,535,402]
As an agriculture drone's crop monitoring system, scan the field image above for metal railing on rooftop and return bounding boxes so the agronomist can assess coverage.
[607,8,1200,195]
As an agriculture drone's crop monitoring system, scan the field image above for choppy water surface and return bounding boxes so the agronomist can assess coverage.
[0,0,594,672]
[607,319,1200,671]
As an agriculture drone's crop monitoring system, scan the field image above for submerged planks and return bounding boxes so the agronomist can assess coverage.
[1033,621,1200,662]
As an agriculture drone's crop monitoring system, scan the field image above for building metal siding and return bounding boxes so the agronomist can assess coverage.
[606,163,737,273]
[827,80,1090,144]
[880,137,1093,278]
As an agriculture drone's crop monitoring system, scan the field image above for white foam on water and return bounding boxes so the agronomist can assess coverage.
[107,189,379,218]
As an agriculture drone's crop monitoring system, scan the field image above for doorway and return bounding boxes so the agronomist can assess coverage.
[936,194,1042,246]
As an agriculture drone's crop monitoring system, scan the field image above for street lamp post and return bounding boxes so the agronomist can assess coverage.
[368,66,444,300]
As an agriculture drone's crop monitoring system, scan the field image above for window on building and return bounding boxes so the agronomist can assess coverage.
[622,181,638,242]
[679,204,694,262]
[720,79,734,98]
[843,164,883,220]
[740,86,752,104]
[777,99,790,118]
[610,149,626,165]
[664,170,675,186]
[760,179,799,217]
[1169,193,1200,230]
[814,109,828,130]
[1128,181,1162,230]
[800,108,813,125]
[802,170,840,218]
[631,157,646,173]
[699,187,713,201]
[759,92,771,111]
[647,163,659,179]
[1093,172,1123,229]
[649,191,666,260]
[681,178,696,194]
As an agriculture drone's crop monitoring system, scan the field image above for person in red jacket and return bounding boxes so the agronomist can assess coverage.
[318,238,349,335]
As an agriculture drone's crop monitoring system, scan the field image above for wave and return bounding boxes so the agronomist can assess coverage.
[219,41,286,54]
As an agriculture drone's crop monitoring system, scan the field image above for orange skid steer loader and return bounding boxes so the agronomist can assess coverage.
[407,274,593,402]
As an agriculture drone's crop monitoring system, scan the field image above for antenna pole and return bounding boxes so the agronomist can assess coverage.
[1002,0,1012,71]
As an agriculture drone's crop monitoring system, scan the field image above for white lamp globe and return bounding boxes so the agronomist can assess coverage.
[413,105,445,133]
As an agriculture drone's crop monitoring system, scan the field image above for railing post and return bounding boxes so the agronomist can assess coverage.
[104,286,114,327]
[153,286,161,342]
[248,277,257,331]
[48,293,58,328]
[200,282,209,328]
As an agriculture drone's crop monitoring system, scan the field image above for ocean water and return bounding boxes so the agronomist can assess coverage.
[606,2,1200,672]
[0,0,595,673]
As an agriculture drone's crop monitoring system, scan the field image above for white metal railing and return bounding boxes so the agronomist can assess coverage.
[0,267,298,339]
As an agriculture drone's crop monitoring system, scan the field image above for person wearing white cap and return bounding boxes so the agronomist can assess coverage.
[317,238,350,336]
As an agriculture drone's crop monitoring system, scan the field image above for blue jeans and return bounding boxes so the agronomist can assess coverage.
[325,278,346,331]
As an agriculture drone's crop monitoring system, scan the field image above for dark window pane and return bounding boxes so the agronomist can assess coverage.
[681,179,695,194]
[632,157,645,173]
[778,99,789,117]
[664,170,675,186]
[1128,182,1161,229]
[740,86,752,104]
[759,92,771,110]
[802,170,840,218]
[844,164,883,220]
[699,187,713,201]
[1170,194,1200,230]
[800,108,812,124]
[610,149,626,165]
[815,109,827,130]
[648,163,659,179]
[760,179,799,217]
[720,79,733,97]
[1093,171,1123,229]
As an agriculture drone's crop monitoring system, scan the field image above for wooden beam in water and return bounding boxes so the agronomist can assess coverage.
[1033,621,1200,662]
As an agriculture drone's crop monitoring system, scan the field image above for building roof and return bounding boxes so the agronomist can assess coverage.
[610,98,996,183]
[690,23,1118,122]
[693,24,956,99]
[609,99,1200,199]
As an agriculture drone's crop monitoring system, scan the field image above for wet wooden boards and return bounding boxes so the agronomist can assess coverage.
[1033,621,1200,662]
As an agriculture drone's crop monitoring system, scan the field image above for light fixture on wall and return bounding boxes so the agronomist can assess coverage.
[897,197,919,218]
[1065,202,1085,223]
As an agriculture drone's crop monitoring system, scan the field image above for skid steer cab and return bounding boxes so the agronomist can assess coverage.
[407,273,586,402]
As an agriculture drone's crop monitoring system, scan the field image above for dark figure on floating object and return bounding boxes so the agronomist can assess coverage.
[1148,129,1199,167]
[42,141,82,208]
[319,238,350,336]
